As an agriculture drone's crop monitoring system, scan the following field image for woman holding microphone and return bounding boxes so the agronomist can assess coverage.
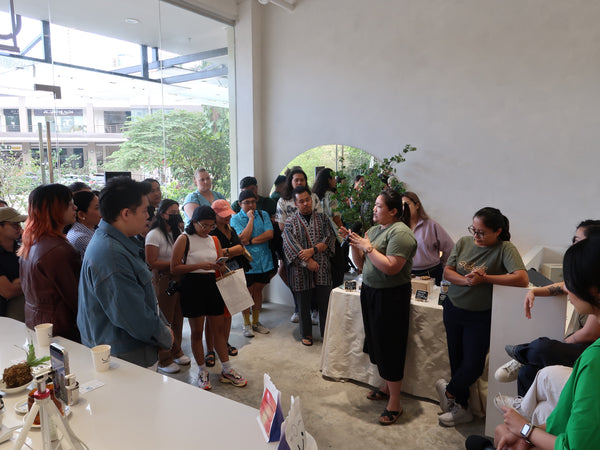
[341,189,416,426]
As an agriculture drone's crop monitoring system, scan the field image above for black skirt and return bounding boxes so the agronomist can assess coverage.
[360,282,411,382]
[179,273,225,318]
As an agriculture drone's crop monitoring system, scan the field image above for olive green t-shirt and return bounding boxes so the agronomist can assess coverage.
[362,221,417,289]
[446,236,526,311]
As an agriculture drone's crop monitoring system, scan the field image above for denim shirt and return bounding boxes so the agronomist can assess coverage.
[77,220,172,367]
[230,209,274,274]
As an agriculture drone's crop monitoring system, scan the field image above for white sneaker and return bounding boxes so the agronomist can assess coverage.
[174,355,191,365]
[439,403,473,427]
[290,312,300,323]
[435,378,453,413]
[198,370,212,390]
[493,394,523,413]
[157,362,180,374]
[252,322,270,334]
[311,310,319,325]
[495,359,524,382]
[243,324,255,337]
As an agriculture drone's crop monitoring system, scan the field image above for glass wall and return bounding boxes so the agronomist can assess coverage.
[0,0,233,207]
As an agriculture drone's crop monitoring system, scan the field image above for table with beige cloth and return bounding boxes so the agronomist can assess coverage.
[320,287,487,414]
[320,286,450,400]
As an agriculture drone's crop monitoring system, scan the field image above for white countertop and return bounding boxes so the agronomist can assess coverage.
[0,318,275,449]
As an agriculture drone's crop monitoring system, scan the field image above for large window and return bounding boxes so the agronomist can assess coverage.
[0,0,233,207]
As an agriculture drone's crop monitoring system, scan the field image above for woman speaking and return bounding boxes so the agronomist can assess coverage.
[342,189,416,426]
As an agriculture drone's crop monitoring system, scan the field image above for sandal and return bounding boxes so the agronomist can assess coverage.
[379,408,403,426]
[205,351,216,367]
[367,389,389,401]
[227,343,238,357]
[301,337,313,346]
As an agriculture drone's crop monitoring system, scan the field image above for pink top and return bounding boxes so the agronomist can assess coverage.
[412,218,454,270]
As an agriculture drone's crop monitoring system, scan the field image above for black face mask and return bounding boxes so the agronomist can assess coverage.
[167,214,183,228]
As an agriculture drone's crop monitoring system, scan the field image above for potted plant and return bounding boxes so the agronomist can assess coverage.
[332,144,417,231]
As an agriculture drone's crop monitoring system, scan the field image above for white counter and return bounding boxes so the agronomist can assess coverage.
[0,318,275,449]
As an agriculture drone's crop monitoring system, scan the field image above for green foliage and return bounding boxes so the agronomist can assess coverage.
[332,145,417,229]
[22,340,50,367]
[284,145,371,187]
[106,107,231,199]
[0,152,42,211]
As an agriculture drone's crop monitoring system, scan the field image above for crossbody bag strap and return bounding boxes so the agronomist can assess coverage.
[183,234,190,264]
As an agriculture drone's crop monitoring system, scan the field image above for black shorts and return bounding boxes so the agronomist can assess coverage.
[180,273,225,317]
[245,272,271,287]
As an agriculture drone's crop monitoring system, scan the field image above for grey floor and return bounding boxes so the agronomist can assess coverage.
[167,301,486,449]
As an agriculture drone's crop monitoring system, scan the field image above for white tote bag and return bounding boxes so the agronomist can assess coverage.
[216,268,254,316]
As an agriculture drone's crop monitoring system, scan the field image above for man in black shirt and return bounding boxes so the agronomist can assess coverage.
[0,206,26,321]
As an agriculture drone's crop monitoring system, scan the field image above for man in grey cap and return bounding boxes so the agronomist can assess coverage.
[0,206,27,321]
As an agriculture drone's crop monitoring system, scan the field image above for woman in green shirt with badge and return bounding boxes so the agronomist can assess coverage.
[437,207,529,427]
[341,189,417,426]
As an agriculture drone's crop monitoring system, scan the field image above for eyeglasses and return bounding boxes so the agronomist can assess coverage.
[467,226,488,238]
[241,200,256,205]
[195,222,216,231]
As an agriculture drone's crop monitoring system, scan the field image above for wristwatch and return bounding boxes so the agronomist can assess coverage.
[364,246,374,254]
[520,422,535,445]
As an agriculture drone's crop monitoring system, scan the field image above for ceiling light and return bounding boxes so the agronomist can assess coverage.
[124,18,140,24]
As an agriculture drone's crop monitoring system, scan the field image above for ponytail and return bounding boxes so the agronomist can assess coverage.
[473,207,511,241]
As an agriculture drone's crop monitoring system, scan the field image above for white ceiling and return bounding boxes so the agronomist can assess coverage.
[8,0,230,55]
[0,0,233,107]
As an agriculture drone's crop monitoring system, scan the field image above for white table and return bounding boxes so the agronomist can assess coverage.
[0,318,275,449]
[320,287,450,401]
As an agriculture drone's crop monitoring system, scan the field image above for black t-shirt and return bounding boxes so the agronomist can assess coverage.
[210,226,251,272]
[0,244,20,315]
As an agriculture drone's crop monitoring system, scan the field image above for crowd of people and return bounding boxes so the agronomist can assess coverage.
[2,166,599,447]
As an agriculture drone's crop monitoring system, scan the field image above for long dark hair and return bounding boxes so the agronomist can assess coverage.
[150,199,180,243]
[401,191,430,221]
[379,189,410,227]
[473,207,510,241]
[312,168,335,200]
[564,234,600,309]
[282,167,310,201]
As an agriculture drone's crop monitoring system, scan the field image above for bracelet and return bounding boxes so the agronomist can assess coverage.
[225,248,229,257]
[313,246,318,254]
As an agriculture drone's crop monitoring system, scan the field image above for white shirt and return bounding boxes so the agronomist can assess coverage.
[145,228,174,262]
[185,233,218,273]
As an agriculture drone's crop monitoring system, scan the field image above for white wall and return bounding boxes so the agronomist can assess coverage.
[242,0,600,254]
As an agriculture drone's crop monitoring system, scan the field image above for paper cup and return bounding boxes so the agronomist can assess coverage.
[91,345,111,372]
[34,323,53,347]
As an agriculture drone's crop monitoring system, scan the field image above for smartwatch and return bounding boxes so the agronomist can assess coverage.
[520,422,535,445]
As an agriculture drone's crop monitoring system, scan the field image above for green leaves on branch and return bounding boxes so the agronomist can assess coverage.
[332,145,416,230]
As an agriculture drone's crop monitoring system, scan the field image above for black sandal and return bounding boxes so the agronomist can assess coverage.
[367,389,389,401]
[301,337,313,346]
[379,408,402,425]
[227,343,238,357]
[205,351,216,367]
